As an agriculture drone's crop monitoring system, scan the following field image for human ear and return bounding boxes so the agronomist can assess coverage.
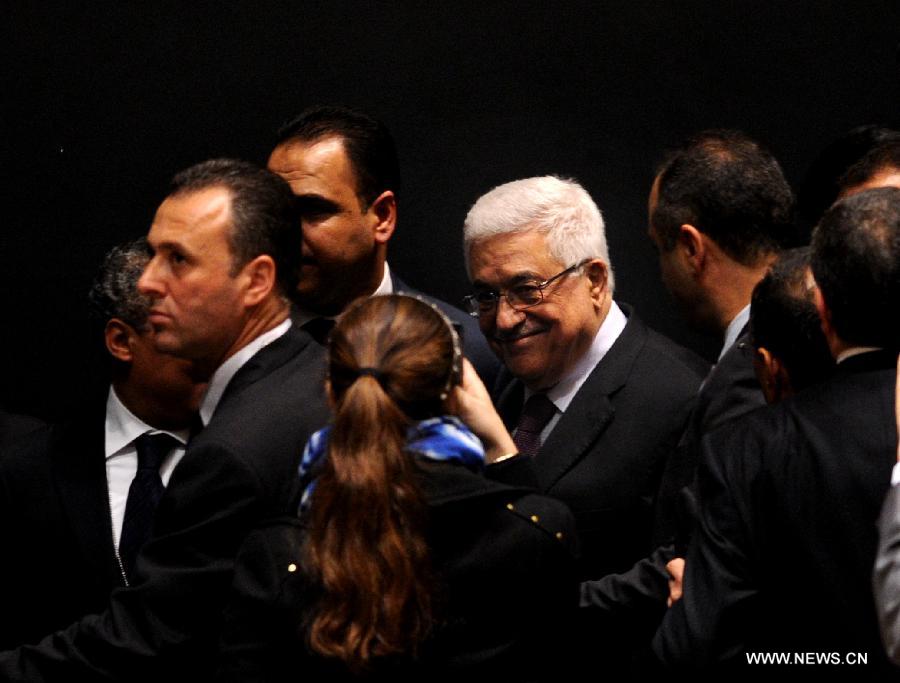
[584,260,609,302]
[241,255,277,306]
[105,319,135,363]
[368,190,397,245]
[754,346,794,404]
[678,224,706,274]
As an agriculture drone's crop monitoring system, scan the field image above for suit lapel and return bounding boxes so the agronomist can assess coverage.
[217,324,317,408]
[533,312,647,490]
[52,407,122,584]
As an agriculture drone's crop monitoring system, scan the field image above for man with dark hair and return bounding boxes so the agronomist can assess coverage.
[839,139,900,198]
[650,129,796,338]
[648,130,796,546]
[0,159,330,679]
[749,247,834,403]
[654,187,900,675]
[0,238,204,648]
[268,105,498,386]
[615,131,798,654]
[664,248,835,609]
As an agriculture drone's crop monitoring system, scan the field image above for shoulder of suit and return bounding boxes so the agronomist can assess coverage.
[239,516,307,577]
[621,307,709,380]
[500,492,578,554]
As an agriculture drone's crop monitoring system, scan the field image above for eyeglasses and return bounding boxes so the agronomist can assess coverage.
[464,260,589,318]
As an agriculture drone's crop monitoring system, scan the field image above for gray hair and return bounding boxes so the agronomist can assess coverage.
[87,237,153,330]
[463,176,614,291]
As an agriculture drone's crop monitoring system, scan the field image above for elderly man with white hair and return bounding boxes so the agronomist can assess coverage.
[463,176,706,677]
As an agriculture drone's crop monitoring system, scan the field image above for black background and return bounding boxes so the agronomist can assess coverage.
[4,1,899,419]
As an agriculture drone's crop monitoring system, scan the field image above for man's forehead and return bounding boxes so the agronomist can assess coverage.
[469,231,563,283]
[151,187,232,237]
[268,136,351,176]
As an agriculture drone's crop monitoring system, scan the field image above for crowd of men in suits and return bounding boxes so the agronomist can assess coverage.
[0,107,898,680]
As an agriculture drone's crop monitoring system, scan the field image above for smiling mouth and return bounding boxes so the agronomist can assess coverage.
[493,326,548,344]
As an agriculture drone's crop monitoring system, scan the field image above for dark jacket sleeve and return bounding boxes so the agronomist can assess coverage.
[652,428,759,668]
[217,519,309,683]
[484,455,541,490]
[0,441,267,681]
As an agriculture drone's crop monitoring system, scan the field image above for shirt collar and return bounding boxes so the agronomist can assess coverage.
[836,345,883,364]
[373,261,393,297]
[291,262,393,327]
[199,318,292,426]
[525,301,628,413]
[105,386,189,459]
[720,304,750,360]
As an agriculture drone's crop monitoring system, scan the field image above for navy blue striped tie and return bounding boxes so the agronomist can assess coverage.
[119,433,177,579]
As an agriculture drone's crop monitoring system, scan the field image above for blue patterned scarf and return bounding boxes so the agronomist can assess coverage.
[298,416,485,513]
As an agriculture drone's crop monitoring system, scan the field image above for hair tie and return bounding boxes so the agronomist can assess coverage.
[356,367,383,382]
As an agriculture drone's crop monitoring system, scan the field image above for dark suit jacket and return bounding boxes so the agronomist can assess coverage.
[654,351,899,678]
[490,306,706,581]
[0,324,331,681]
[0,409,44,452]
[488,307,706,678]
[653,328,766,550]
[391,273,500,391]
[0,405,123,649]
[217,457,580,682]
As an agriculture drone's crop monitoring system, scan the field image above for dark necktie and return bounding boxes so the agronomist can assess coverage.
[119,432,178,578]
[303,317,336,346]
[512,393,557,458]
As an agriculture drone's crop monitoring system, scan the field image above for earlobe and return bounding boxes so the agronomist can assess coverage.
[105,320,134,363]
[369,191,397,245]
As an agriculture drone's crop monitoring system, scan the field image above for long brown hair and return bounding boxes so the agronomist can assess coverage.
[304,295,459,671]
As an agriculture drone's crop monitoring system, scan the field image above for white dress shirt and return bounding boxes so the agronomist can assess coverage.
[104,388,189,548]
[720,304,750,361]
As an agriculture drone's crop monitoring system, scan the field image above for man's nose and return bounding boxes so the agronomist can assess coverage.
[137,258,163,297]
[494,295,525,329]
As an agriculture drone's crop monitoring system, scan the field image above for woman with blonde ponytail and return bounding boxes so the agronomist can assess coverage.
[218,295,578,681]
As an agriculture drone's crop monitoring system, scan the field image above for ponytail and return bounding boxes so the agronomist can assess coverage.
[304,373,433,671]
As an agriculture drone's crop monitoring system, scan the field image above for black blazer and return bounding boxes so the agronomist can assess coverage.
[0,403,123,649]
[652,328,766,550]
[0,324,332,681]
[216,458,580,682]
[391,273,500,391]
[491,306,706,581]
[654,351,899,677]
[0,409,44,452]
